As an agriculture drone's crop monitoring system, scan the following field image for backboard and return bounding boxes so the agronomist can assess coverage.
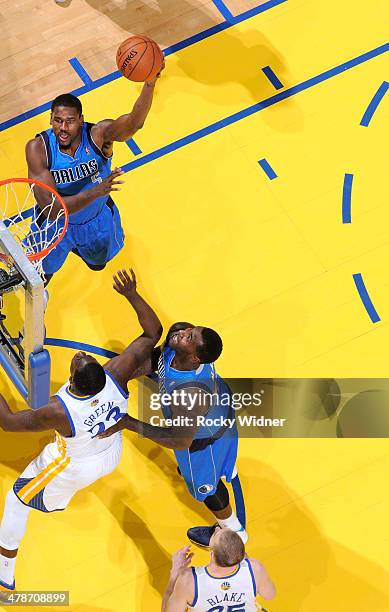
[0,221,50,409]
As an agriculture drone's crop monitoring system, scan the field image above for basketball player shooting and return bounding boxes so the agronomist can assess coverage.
[0,268,162,593]
[25,63,164,284]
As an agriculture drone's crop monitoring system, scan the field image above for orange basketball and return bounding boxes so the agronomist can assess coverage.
[116,35,164,82]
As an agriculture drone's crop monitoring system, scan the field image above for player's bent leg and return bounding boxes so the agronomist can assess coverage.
[0,490,31,550]
[176,437,247,547]
[27,214,74,278]
[0,437,122,592]
[203,479,230,514]
[41,236,73,277]
[0,489,31,590]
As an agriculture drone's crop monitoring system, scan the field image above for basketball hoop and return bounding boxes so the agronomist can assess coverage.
[0,178,68,279]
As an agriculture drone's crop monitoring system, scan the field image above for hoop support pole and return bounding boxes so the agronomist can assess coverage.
[0,345,28,400]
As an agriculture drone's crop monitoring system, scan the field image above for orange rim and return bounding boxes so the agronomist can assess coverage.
[0,177,69,262]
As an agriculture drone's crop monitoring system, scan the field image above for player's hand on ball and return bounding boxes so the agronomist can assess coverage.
[113,268,137,298]
[146,58,165,85]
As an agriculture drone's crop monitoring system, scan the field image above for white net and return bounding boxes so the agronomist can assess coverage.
[0,181,67,279]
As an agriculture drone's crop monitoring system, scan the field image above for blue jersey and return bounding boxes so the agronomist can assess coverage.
[37,123,112,224]
[157,345,239,502]
[158,345,233,440]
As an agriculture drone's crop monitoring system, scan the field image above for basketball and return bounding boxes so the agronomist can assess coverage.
[116,35,164,82]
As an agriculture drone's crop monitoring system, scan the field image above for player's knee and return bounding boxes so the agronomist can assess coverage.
[203,479,230,512]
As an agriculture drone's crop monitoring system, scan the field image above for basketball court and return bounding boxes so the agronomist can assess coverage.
[0,0,389,610]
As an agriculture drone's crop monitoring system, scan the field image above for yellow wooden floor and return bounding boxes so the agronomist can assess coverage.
[1,0,389,610]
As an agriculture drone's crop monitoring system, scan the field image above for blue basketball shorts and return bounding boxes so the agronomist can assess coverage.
[30,199,124,276]
[174,432,239,502]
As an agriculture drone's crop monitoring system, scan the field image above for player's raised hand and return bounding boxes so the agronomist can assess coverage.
[113,268,137,298]
[91,167,124,197]
[170,545,194,581]
[146,58,165,85]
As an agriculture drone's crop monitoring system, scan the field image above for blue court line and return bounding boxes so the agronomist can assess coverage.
[262,65,284,90]
[360,81,389,127]
[4,208,33,226]
[352,273,381,323]
[45,337,117,358]
[258,158,277,179]
[342,173,353,224]
[68,58,93,88]
[211,0,234,22]
[126,138,142,155]
[119,42,389,174]
[0,0,287,134]
[233,0,287,24]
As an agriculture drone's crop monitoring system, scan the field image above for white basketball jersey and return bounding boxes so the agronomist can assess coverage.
[189,559,258,611]
[55,371,128,459]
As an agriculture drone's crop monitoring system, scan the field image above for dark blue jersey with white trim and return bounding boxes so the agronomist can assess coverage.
[38,122,112,224]
[158,345,233,440]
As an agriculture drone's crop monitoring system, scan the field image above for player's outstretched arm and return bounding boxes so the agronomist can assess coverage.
[250,558,276,601]
[104,268,163,388]
[98,385,209,450]
[0,394,71,435]
[93,62,165,144]
[26,138,124,215]
[162,547,194,612]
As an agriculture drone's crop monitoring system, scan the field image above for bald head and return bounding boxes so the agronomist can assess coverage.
[212,528,245,567]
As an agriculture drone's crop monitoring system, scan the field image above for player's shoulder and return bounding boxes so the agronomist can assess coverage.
[92,119,114,129]
[91,119,113,139]
[90,120,115,153]
[102,363,129,396]
[25,134,48,165]
[34,395,67,422]
[46,394,66,413]
[26,134,45,154]
[246,557,267,577]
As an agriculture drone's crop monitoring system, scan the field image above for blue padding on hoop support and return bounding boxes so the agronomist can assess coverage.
[29,350,51,409]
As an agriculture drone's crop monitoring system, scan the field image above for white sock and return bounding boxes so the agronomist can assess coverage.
[218,511,248,544]
[218,511,241,531]
[0,554,16,586]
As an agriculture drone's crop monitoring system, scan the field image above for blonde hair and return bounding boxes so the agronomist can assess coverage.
[213,529,245,567]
